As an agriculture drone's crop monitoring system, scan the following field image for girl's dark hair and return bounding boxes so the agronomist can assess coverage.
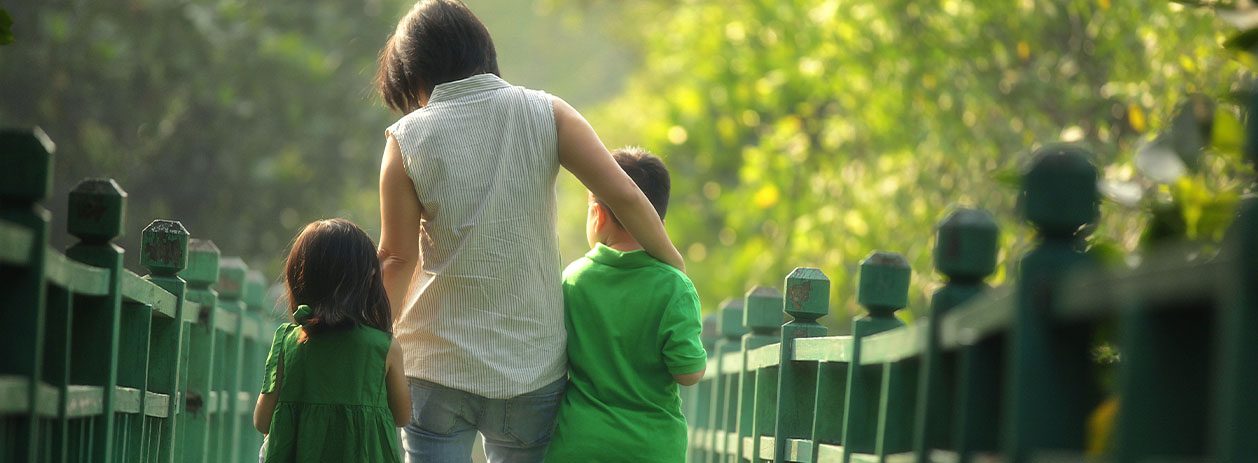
[376,0,500,113]
[283,219,392,335]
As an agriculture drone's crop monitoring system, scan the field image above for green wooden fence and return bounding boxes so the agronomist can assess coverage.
[685,144,1257,460]
[0,128,281,463]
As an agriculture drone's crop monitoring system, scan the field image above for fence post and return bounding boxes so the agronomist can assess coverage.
[913,208,998,461]
[737,286,782,462]
[1006,144,1099,460]
[841,252,910,461]
[140,220,189,463]
[1215,96,1258,461]
[707,299,746,461]
[64,178,127,463]
[0,128,54,463]
[177,239,220,463]
[772,268,829,462]
[214,257,249,461]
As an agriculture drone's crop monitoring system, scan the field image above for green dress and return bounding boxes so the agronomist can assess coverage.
[261,318,402,462]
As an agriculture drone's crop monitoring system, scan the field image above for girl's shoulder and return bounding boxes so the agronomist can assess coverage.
[348,324,394,349]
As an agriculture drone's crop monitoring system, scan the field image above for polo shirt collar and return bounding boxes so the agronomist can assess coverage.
[587,243,657,269]
[428,73,511,103]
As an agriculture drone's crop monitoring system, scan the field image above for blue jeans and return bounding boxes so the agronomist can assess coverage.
[403,377,566,463]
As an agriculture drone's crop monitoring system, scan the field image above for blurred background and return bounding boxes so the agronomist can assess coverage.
[1,0,1254,331]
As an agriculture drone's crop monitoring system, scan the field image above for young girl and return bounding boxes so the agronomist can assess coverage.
[253,219,411,462]
[374,1,685,461]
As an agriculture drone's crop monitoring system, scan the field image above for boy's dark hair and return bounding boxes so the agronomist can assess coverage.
[376,0,500,113]
[597,147,671,227]
[283,219,393,336]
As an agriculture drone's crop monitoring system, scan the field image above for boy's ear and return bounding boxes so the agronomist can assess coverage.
[593,202,613,229]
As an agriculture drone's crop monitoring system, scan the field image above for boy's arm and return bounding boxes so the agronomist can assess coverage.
[659,283,707,385]
[553,96,685,271]
[673,369,706,387]
[378,133,424,322]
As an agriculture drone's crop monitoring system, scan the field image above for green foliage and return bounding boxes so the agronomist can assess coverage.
[0,0,406,273]
[0,8,13,45]
[582,0,1253,324]
[0,0,631,276]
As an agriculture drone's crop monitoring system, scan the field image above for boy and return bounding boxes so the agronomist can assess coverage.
[544,147,707,462]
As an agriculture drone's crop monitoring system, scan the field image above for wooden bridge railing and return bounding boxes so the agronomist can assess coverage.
[0,128,281,463]
[686,141,1258,462]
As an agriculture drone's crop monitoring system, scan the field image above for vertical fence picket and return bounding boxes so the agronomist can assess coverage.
[1006,145,1100,460]
[912,208,997,462]
[737,287,782,462]
[707,299,746,461]
[177,239,220,463]
[688,313,719,463]
[213,257,248,461]
[64,179,128,463]
[0,129,55,463]
[114,290,151,463]
[841,252,910,462]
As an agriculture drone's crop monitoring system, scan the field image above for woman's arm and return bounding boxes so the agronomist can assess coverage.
[385,340,413,427]
[378,134,424,321]
[553,97,685,271]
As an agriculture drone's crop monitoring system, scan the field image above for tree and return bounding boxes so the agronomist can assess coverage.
[580,0,1253,322]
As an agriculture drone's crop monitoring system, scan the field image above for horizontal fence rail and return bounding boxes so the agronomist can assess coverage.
[0,128,281,463]
[685,141,1258,462]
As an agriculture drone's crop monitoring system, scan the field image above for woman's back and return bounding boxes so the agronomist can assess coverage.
[387,73,566,399]
[262,323,401,462]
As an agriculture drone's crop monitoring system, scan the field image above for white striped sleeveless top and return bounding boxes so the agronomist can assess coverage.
[386,74,565,399]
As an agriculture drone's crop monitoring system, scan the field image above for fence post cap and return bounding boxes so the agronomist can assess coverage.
[857,251,911,314]
[717,298,748,338]
[217,257,249,300]
[744,286,784,331]
[935,207,999,281]
[0,128,55,202]
[784,267,829,320]
[141,220,189,275]
[1022,144,1098,237]
[67,178,127,243]
[700,313,719,350]
[244,270,267,312]
[183,239,221,286]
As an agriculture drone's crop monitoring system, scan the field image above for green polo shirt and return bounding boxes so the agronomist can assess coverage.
[545,244,707,463]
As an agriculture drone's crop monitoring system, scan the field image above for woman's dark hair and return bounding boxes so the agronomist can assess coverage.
[283,219,393,335]
[376,0,500,113]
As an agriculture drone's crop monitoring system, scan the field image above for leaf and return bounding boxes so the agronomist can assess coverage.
[1223,27,1258,52]
[1139,200,1187,248]
[1135,136,1187,183]
[0,9,13,46]
[1211,107,1244,160]
[991,167,1021,190]
[1085,237,1126,267]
